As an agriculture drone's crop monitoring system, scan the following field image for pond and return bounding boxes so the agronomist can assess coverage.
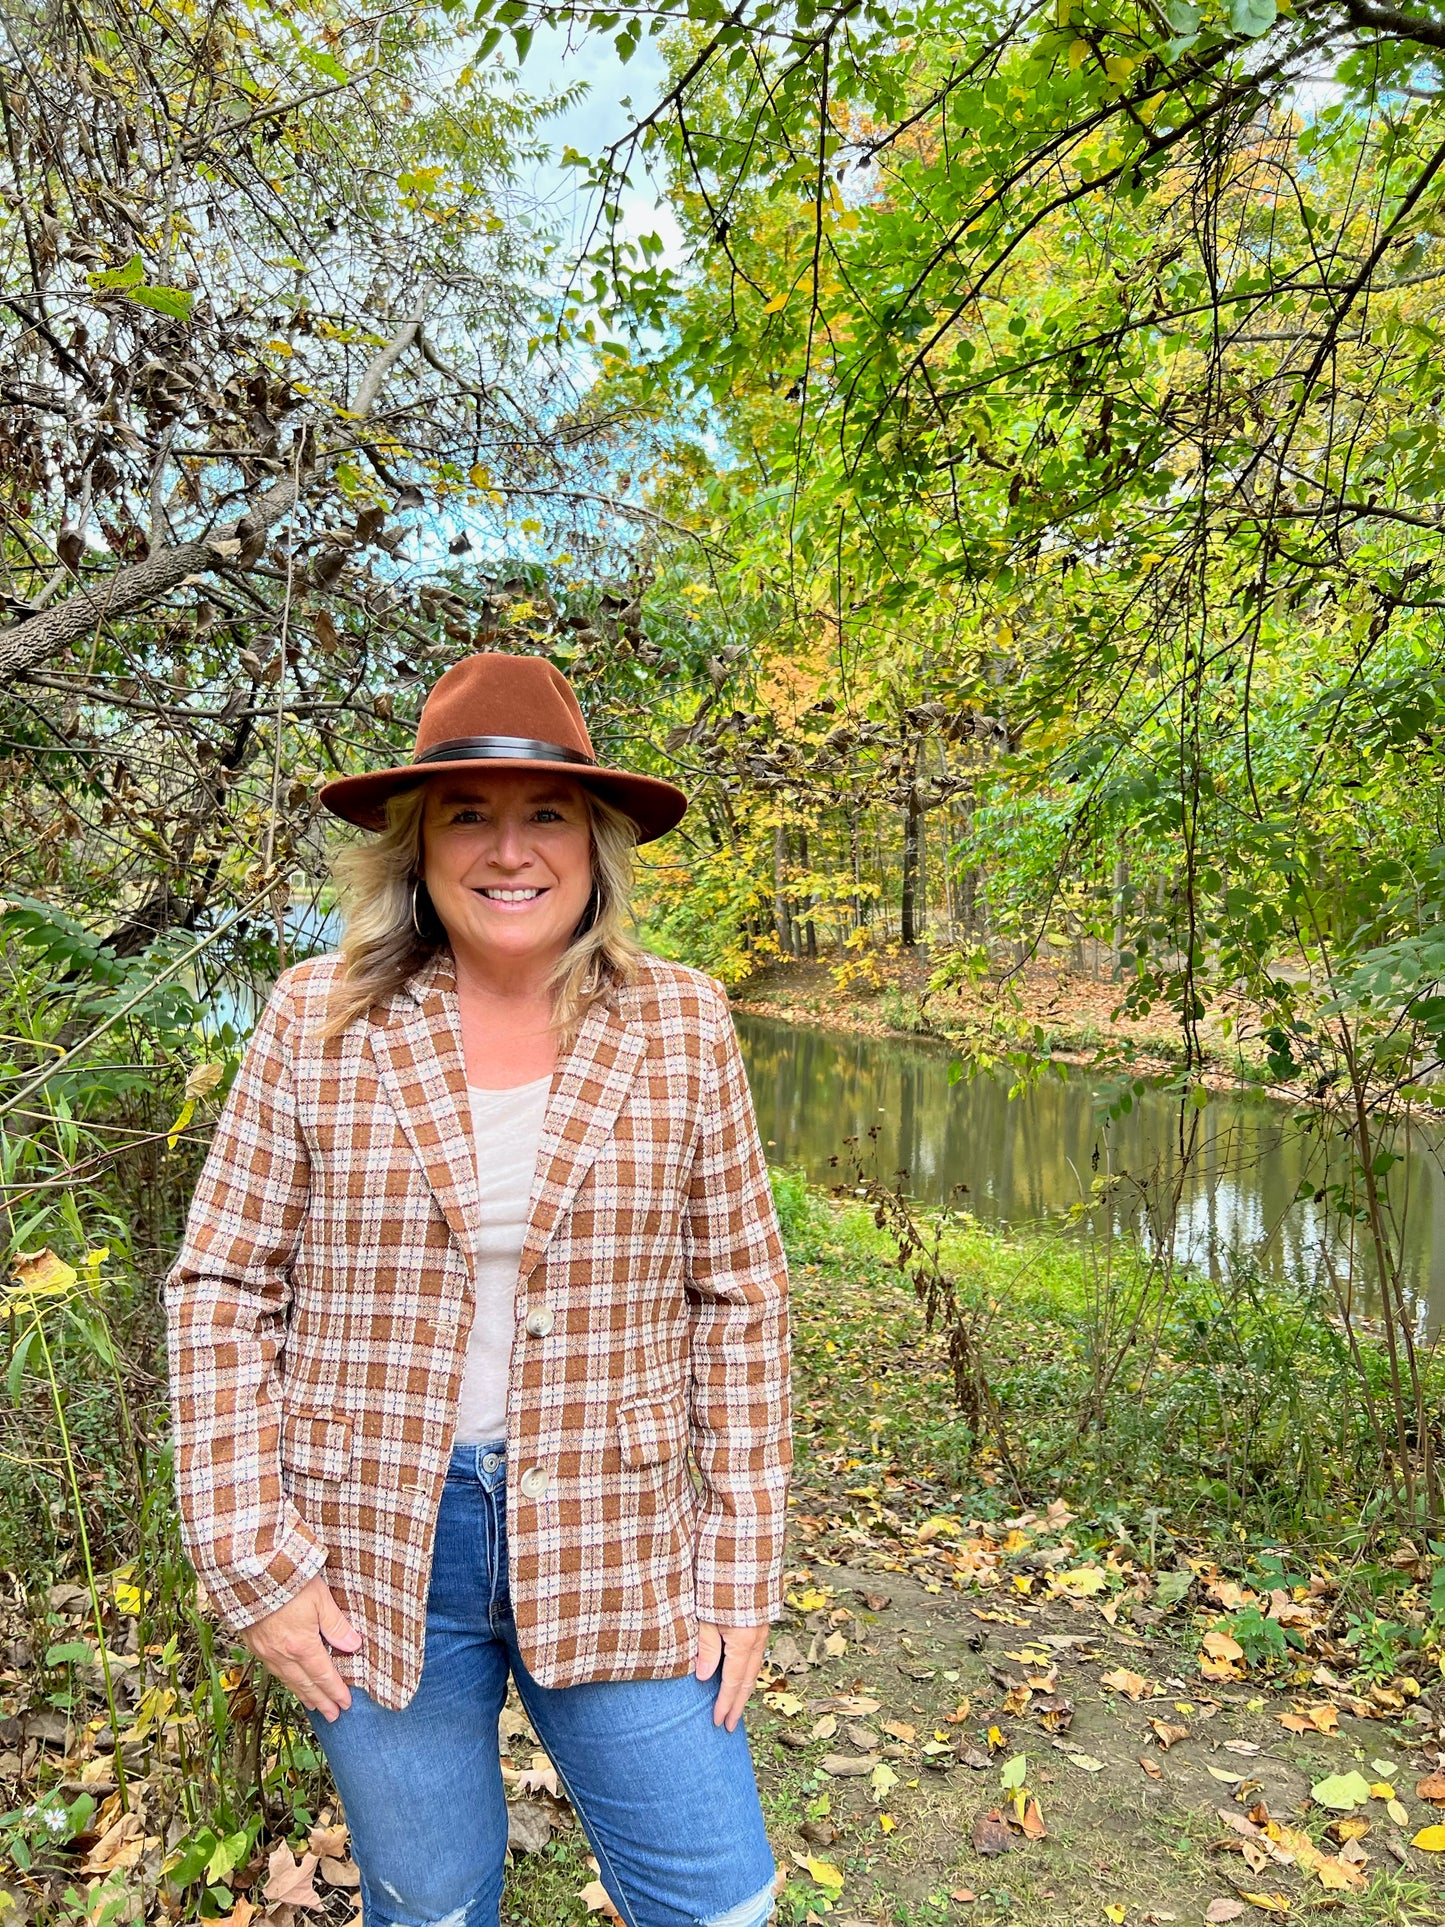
[734,1011,1445,1333]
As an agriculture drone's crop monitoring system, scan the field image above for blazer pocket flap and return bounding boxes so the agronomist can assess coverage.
[617,1393,687,1471]
[280,1410,353,1481]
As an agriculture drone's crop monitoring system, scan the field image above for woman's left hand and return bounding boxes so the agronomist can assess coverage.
[694,1621,770,1731]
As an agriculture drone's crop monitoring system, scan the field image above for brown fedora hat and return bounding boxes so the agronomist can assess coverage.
[319,652,688,842]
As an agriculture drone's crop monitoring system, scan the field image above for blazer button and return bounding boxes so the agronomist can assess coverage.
[524,1305,554,1337]
[519,1466,549,1500]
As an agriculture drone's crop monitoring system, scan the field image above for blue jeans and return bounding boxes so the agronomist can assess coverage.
[308,1442,777,1927]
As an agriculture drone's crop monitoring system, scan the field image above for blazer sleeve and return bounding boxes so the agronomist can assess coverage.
[164,972,329,1631]
[685,983,791,1627]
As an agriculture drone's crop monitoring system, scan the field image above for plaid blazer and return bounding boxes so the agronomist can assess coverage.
[165,949,790,1711]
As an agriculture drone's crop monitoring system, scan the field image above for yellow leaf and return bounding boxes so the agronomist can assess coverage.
[1103,1908,1127,1924]
[1057,1566,1108,1596]
[166,1098,195,1150]
[1239,1895,1291,1914]
[787,1588,830,1611]
[1369,1782,1395,1800]
[802,1857,844,1893]
[112,1582,144,1615]
[1412,1825,1445,1851]
[762,293,789,314]
[878,1813,896,1834]
[468,463,492,488]
[9,1249,78,1304]
[871,1763,898,1802]
[1068,37,1090,69]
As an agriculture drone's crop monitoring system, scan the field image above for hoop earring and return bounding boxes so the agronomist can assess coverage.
[411,878,429,941]
[575,882,601,938]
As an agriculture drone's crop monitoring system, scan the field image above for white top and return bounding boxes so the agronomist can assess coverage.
[453,1075,552,1446]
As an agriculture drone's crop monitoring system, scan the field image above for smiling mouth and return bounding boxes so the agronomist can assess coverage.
[477,887,546,902]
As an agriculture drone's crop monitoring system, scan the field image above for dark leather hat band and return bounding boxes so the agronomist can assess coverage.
[414,734,596,768]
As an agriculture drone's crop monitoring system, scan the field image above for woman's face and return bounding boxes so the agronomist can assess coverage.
[419,771,594,976]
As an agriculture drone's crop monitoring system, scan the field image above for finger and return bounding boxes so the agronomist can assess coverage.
[694,1621,723,1682]
[316,1593,363,1654]
[715,1636,760,1730]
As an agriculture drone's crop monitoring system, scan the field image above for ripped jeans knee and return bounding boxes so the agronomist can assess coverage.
[700,1874,778,1927]
[358,1872,502,1927]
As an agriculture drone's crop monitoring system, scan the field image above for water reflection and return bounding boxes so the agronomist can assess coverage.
[735,1013,1445,1332]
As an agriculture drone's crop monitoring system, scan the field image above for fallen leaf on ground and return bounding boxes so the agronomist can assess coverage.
[319,1858,361,1890]
[264,1844,322,1910]
[836,1695,881,1716]
[1055,1566,1108,1597]
[810,1714,838,1740]
[579,1880,623,1920]
[1101,1667,1152,1701]
[308,1825,348,1861]
[1310,1771,1373,1812]
[1207,1765,1245,1784]
[1223,1741,1261,1756]
[80,1813,143,1876]
[1151,1720,1189,1749]
[972,1810,1017,1856]
[1239,1894,1290,1914]
[507,1801,552,1855]
[1103,1907,1126,1924]
[949,1891,977,1905]
[1066,1752,1106,1771]
[1411,1825,1445,1852]
[1015,1797,1047,1840]
[796,1856,845,1894]
[1416,1772,1445,1803]
[1325,1816,1369,1843]
[1205,1904,1245,1923]
[881,1720,916,1743]
[821,1754,874,1777]
[1138,1755,1163,1780]
[800,1818,838,1849]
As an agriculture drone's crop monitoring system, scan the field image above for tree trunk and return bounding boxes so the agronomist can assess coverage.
[1113,855,1129,979]
[900,742,924,947]
[796,824,817,959]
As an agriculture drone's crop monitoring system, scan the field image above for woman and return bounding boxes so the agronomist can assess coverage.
[166,653,791,1927]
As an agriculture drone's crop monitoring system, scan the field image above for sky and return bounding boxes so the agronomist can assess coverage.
[514,23,686,268]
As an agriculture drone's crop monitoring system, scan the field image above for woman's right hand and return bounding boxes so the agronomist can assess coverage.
[241,1575,362,1721]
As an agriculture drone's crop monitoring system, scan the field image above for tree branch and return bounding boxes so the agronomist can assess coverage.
[1339,0,1445,50]
[0,301,426,688]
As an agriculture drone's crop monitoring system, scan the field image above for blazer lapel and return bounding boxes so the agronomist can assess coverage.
[520,989,646,1281]
[368,953,479,1265]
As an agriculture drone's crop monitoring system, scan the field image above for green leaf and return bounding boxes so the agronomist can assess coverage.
[7,1323,38,1405]
[302,47,348,82]
[1310,1770,1374,1811]
[88,253,144,290]
[164,1828,219,1888]
[128,285,194,320]
[44,1641,95,1668]
[1163,0,1201,27]
[1000,1753,1028,1790]
[1229,0,1276,34]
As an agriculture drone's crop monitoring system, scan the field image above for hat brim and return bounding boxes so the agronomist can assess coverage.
[318,758,689,843]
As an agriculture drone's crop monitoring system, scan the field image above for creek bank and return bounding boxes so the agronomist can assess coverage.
[730,955,1308,1104]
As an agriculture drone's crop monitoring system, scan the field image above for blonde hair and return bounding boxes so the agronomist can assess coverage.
[321,777,642,1040]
